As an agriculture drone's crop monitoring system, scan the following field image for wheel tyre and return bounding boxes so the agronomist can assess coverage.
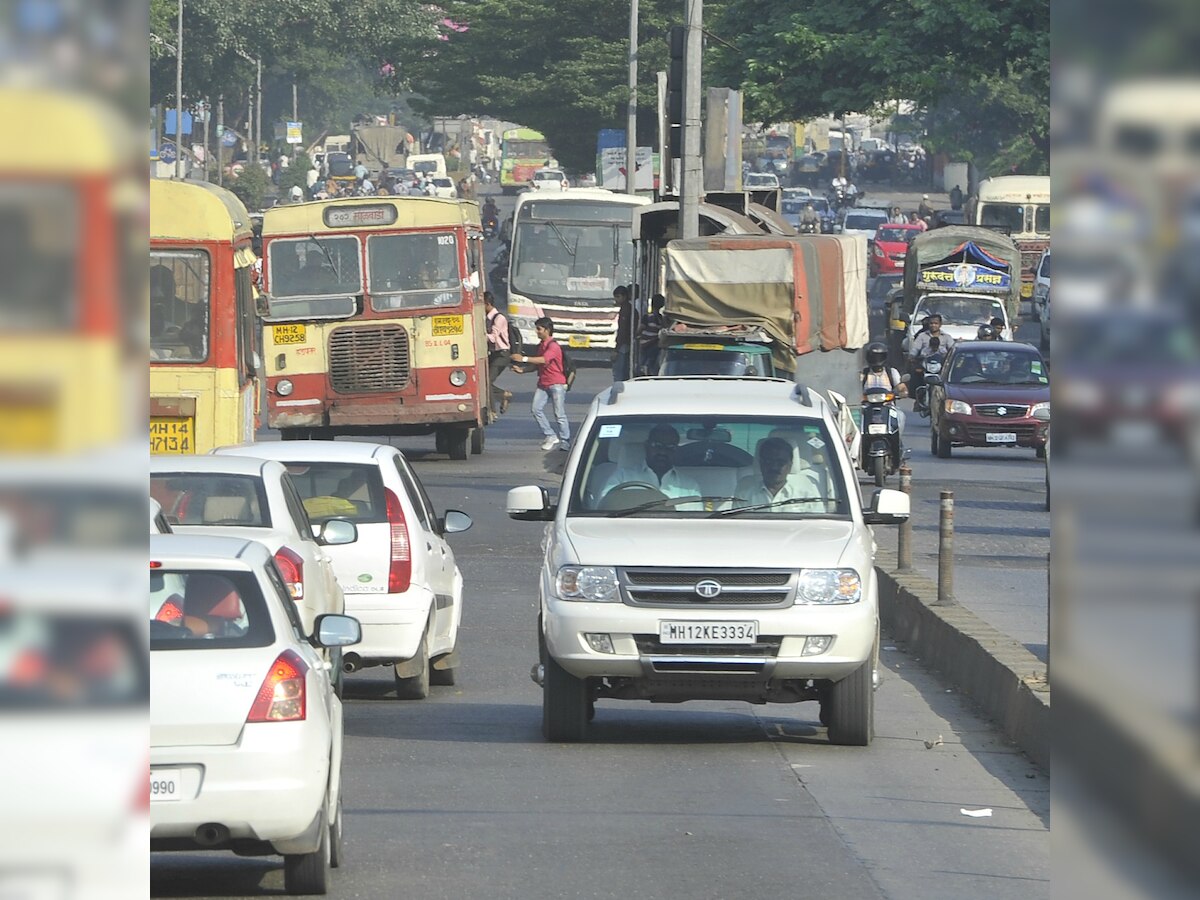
[1035,445,1047,460]
[470,425,485,455]
[434,430,448,454]
[430,649,457,686]
[394,630,430,700]
[330,650,344,701]
[283,810,330,895]
[826,658,875,746]
[447,428,469,461]
[936,428,952,458]
[328,792,343,870]
[280,428,307,442]
[873,454,886,487]
[542,653,589,743]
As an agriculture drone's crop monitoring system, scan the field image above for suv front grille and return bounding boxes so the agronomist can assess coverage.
[634,636,782,658]
[328,325,410,393]
[619,568,795,608]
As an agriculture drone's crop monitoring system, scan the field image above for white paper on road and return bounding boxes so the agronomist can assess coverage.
[960,808,994,817]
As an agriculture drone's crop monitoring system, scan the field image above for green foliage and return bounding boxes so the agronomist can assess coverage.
[278,154,314,193]
[229,162,270,212]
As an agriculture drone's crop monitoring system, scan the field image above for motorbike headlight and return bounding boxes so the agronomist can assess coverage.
[945,399,972,415]
[925,359,942,374]
[797,569,862,605]
[556,566,620,602]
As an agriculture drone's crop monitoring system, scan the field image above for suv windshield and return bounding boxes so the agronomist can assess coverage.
[916,296,1004,325]
[567,416,849,518]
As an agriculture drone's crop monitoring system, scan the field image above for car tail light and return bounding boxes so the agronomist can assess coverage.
[246,650,308,722]
[274,546,305,600]
[384,489,412,593]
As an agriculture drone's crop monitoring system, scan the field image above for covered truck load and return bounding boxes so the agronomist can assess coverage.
[661,234,869,376]
[902,225,1022,322]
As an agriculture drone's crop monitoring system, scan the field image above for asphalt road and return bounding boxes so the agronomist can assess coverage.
[151,380,1049,899]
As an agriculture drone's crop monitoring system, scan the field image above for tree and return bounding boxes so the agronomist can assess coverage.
[229,162,270,211]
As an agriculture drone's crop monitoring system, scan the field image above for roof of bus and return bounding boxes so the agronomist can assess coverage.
[502,127,547,140]
[0,88,132,173]
[514,188,651,208]
[262,195,481,235]
[1100,80,1200,123]
[976,175,1050,203]
[150,178,253,243]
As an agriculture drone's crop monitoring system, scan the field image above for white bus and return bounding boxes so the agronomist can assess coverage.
[506,189,651,353]
[972,174,1051,298]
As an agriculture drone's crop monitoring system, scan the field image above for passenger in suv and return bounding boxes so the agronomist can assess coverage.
[507,378,909,745]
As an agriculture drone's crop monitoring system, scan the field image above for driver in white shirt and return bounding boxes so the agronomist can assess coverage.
[599,424,701,506]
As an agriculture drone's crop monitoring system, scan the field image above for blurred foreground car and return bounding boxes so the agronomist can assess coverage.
[214,441,472,699]
[150,535,361,895]
[928,341,1051,458]
[1055,309,1200,455]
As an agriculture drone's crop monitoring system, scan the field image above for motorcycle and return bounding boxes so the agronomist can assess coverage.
[912,350,946,418]
[861,378,907,486]
[483,213,499,240]
[799,218,820,235]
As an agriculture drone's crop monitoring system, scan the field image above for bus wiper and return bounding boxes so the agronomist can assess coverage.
[306,234,340,279]
[547,221,577,257]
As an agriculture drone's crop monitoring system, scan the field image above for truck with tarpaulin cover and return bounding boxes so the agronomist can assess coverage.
[892,226,1021,363]
[660,234,870,460]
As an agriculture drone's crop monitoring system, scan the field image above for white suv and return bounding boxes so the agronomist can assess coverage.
[507,377,909,744]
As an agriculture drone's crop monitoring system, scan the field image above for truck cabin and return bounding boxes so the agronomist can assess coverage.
[657,342,778,378]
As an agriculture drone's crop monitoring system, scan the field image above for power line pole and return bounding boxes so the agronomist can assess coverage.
[255,57,263,164]
[217,95,224,186]
[625,0,638,195]
[679,0,703,238]
[174,0,184,179]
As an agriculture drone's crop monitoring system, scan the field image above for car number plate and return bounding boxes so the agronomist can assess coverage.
[867,423,889,434]
[150,417,194,454]
[150,768,183,802]
[568,334,591,348]
[272,323,306,344]
[659,620,757,644]
[986,432,1018,443]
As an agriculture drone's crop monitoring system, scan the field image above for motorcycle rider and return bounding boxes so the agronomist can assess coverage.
[481,197,500,232]
[976,324,998,341]
[909,314,953,413]
[862,341,907,440]
[799,202,822,234]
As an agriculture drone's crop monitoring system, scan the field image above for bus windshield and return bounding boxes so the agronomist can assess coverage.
[367,232,462,310]
[511,222,632,300]
[268,236,361,298]
[505,140,550,159]
[150,249,210,362]
[979,203,1026,234]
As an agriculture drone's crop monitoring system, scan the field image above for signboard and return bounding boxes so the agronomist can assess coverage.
[219,127,239,148]
[286,122,303,145]
[598,143,656,190]
[158,142,177,165]
[321,204,400,228]
[918,263,1011,291]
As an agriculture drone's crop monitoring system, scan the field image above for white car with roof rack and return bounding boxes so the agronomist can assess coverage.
[507,376,909,744]
[149,534,361,895]
[213,441,472,699]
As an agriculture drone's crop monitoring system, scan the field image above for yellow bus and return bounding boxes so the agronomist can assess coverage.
[260,196,489,459]
[150,179,261,454]
[499,127,553,195]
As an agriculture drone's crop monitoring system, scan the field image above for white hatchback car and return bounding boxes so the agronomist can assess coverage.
[214,441,472,699]
[150,456,354,637]
[530,167,569,191]
[507,378,909,744]
[150,534,361,895]
[429,176,457,199]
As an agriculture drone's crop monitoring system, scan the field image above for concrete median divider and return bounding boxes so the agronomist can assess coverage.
[875,550,1049,770]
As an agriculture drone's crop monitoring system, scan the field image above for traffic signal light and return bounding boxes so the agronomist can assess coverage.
[667,25,684,159]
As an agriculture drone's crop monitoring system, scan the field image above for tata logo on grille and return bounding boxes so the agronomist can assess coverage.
[694,579,723,599]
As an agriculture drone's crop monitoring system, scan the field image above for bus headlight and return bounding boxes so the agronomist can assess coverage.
[275,379,294,397]
[449,369,467,387]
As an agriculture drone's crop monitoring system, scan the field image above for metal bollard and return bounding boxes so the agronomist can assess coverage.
[897,464,913,571]
[937,490,955,605]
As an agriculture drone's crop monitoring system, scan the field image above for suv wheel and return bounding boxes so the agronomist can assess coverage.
[542,654,589,742]
[826,658,875,746]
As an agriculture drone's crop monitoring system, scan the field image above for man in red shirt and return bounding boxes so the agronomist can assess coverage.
[510,317,571,450]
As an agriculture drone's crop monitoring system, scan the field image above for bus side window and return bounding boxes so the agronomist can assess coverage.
[235,266,258,380]
[466,236,482,298]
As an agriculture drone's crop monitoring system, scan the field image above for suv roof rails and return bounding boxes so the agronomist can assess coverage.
[606,382,624,405]
[791,384,812,407]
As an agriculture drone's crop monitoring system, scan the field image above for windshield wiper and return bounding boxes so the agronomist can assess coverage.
[710,497,828,518]
[547,221,577,258]
[306,234,340,280]
[606,495,740,517]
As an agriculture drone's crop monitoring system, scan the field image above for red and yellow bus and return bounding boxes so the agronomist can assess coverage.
[260,196,489,459]
[150,179,262,454]
[499,127,553,195]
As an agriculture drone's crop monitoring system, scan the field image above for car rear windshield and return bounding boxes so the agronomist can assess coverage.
[279,462,388,524]
[876,227,917,243]
[150,474,271,528]
[150,569,275,651]
[0,612,148,708]
[845,214,885,229]
[567,415,849,519]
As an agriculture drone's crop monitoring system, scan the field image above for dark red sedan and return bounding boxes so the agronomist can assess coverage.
[928,341,1050,458]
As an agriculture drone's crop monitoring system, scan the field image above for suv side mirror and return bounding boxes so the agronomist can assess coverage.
[313,613,362,648]
[441,509,473,534]
[507,485,556,521]
[863,488,909,525]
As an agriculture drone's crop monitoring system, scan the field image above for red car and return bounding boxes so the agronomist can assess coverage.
[870,223,923,276]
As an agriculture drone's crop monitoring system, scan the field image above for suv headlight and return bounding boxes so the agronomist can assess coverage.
[945,399,972,415]
[556,566,620,602]
[1031,401,1050,416]
[797,569,861,604]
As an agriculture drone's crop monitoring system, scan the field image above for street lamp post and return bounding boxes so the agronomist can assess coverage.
[175,0,184,178]
[625,0,638,195]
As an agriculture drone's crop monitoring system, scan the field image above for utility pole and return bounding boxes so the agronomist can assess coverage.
[255,57,263,164]
[679,0,703,238]
[216,95,224,186]
[174,0,184,179]
[201,99,209,182]
[292,79,299,159]
[625,0,638,195]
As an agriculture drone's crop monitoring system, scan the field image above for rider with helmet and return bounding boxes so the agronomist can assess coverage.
[861,341,907,459]
[976,324,998,341]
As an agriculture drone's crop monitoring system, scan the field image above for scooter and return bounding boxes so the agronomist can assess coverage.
[912,350,946,418]
[861,377,907,486]
[483,214,499,240]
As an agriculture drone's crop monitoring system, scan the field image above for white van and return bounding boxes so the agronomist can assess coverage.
[407,153,447,179]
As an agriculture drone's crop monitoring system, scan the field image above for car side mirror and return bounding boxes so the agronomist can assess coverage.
[924,373,943,386]
[863,488,910,525]
[316,518,358,546]
[313,613,362,648]
[507,485,556,521]
[441,509,473,534]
